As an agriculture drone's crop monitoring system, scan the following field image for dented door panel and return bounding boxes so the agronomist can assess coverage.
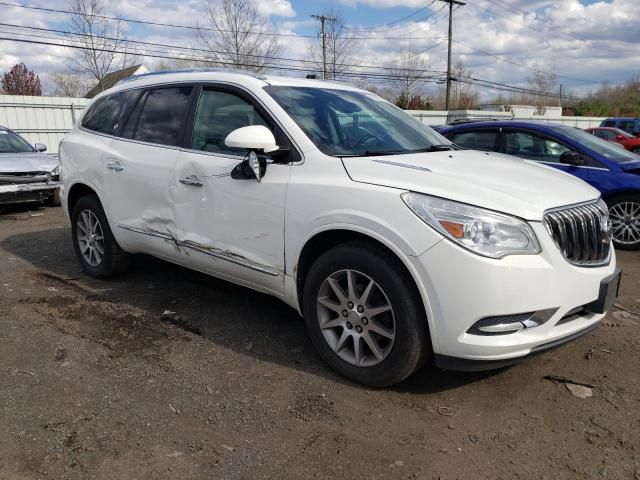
[105,138,181,258]
[173,151,289,295]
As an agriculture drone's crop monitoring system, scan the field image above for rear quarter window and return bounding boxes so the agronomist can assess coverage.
[82,90,140,135]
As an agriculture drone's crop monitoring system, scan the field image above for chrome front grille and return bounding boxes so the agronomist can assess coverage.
[543,199,611,266]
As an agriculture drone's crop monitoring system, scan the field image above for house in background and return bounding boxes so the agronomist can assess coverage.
[85,64,149,98]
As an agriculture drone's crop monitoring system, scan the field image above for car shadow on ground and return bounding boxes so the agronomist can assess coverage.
[1,224,501,394]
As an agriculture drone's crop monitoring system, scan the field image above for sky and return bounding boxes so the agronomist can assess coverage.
[0,0,638,101]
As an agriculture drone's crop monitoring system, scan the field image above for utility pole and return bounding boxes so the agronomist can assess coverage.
[558,84,563,108]
[440,0,465,111]
[311,14,336,80]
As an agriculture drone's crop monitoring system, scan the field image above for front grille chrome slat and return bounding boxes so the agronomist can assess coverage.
[543,200,611,267]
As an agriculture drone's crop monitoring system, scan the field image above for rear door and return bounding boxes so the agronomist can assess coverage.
[172,85,295,295]
[103,85,196,258]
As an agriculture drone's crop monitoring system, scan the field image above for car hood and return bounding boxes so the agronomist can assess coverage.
[341,150,600,221]
[0,153,59,173]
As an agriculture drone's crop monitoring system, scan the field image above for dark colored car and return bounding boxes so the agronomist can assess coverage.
[600,118,640,137]
[0,126,60,206]
[438,121,640,250]
[585,127,640,153]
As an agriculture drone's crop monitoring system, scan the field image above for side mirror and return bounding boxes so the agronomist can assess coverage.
[34,143,47,152]
[615,134,625,141]
[559,150,585,166]
[224,125,279,153]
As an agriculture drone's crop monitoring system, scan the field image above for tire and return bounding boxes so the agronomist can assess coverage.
[302,241,430,387]
[607,194,640,250]
[71,194,132,278]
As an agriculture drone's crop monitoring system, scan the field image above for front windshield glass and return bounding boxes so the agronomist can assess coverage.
[552,126,640,163]
[0,129,35,153]
[264,85,451,156]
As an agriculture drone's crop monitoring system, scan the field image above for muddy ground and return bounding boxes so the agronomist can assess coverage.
[0,205,638,480]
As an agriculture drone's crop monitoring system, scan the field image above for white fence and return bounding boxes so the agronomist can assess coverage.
[0,96,608,155]
[0,94,89,154]
[407,109,606,128]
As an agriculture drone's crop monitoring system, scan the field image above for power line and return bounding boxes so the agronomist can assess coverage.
[0,22,448,75]
[343,1,438,31]
[0,1,454,41]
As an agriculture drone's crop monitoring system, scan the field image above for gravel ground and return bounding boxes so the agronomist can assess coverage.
[0,205,639,480]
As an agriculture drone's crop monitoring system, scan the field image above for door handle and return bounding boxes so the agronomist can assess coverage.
[106,160,124,172]
[179,175,204,187]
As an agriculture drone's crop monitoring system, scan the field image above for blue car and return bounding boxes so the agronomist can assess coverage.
[438,121,640,250]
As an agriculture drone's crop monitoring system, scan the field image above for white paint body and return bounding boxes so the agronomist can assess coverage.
[59,71,616,365]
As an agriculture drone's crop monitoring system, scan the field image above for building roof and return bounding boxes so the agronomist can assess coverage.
[85,64,147,98]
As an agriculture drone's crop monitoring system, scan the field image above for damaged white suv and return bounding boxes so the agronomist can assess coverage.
[59,70,620,386]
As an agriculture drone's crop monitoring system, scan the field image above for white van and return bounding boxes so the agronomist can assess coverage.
[59,70,620,386]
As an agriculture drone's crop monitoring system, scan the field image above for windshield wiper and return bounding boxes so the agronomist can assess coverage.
[407,144,455,153]
[339,150,408,157]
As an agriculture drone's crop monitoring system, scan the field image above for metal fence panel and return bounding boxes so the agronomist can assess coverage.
[0,95,90,154]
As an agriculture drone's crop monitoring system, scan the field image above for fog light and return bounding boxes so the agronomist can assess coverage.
[468,309,557,336]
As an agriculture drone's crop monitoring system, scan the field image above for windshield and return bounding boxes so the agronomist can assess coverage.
[551,126,640,163]
[611,128,634,139]
[264,86,451,156]
[0,129,35,153]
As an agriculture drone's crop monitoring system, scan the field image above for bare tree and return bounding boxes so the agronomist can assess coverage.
[1,63,42,95]
[195,0,281,73]
[309,8,356,80]
[392,48,429,108]
[527,64,558,113]
[67,0,136,89]
[50,72,92,97]
[434,60,478,109]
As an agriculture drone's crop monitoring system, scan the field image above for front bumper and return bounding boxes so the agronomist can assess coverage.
[0,181,59,205]
[411,222,617,367]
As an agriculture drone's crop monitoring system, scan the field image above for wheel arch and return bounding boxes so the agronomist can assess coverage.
[294,226,439,352]
[601,189,640,203]
[67,181,100,216]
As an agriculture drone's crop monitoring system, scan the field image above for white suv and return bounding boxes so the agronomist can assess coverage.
[59,70,620,386]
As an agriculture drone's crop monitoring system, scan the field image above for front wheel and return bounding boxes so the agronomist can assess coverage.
[71,195,131,277]
[608,195,640,250]
[303,242,430,387]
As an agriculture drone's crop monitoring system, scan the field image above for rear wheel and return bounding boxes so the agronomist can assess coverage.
[607,195,640,250]
[303,242,430,387]
[71,195,131,277]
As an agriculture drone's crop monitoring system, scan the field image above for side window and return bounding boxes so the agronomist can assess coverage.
[599,130,616,139]
[82,90,140,135]
[190,89,269,154]
[123,86,193,147]
[618,120,634,133]
[505,131,570,162]
[449,130,497,151]
[602,120,616,127]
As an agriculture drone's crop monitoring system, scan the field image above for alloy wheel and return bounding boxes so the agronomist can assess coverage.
[609,201,640,245]
[76,209,105,267]
[316,269,396,367]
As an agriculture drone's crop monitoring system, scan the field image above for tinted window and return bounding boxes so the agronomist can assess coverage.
[602,120,616,127]
[82,90,140,135]
[450,130,497,151]
[0,129,35,153]
[618,120,635,133]
[505,131,570,162]
[596,130,615,139]
[191,90,269,154]
[125,86,192,146]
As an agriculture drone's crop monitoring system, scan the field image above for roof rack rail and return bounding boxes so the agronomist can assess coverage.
[447,117,511,125]
[115,67,267,86]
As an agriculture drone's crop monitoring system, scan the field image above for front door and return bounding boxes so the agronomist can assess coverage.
[172,87,291,295]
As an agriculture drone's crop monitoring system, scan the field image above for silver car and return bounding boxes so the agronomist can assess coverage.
[0,126,60,206]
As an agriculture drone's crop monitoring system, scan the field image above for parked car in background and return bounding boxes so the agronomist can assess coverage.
[600,118,640,137]
[59,71,619,386]
[585,127,640,153]
[0,126,60,206]
[439,121,640,250]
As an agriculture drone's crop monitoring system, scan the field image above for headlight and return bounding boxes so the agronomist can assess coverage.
[401,192,541,258]
[50,165,60,178]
